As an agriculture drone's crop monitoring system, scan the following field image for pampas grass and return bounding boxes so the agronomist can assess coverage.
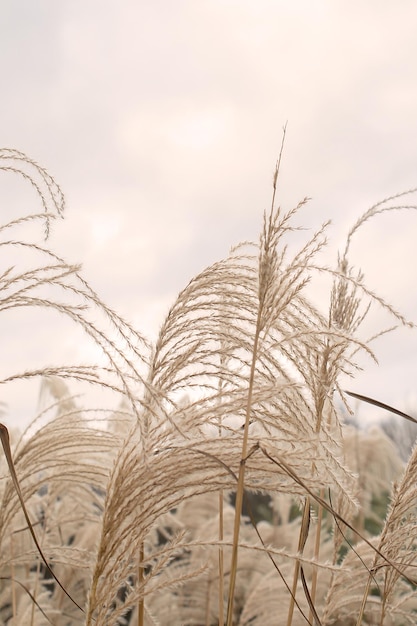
[1,147,417,625]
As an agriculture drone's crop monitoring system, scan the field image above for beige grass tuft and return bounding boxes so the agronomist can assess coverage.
[0,149,416,625]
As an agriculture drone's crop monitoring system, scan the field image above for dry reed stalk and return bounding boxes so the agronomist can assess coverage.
[218,489,225,626]
[10,532,16,623]
[227,127,293,623]
[286,498,311,626]
[308,489,324,623]
[138,543,145,626]
[226,318,262,626]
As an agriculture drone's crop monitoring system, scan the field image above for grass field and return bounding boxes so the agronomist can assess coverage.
[1,147,417,625]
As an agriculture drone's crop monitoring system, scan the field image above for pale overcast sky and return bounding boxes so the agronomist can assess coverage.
[2,1,417,428]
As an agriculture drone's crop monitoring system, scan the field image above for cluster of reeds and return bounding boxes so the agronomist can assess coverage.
[0,146,417,625]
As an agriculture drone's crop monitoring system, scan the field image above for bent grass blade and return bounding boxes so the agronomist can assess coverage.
[0,422,85,616]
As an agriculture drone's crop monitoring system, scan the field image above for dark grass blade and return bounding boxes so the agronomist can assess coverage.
[0,576,55,625]
[259,444,417,587]
[300,566,322,626]
[0,423,85,615]
[327,489,381,594]
[298,504,323,625]
[345,391,417,424]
